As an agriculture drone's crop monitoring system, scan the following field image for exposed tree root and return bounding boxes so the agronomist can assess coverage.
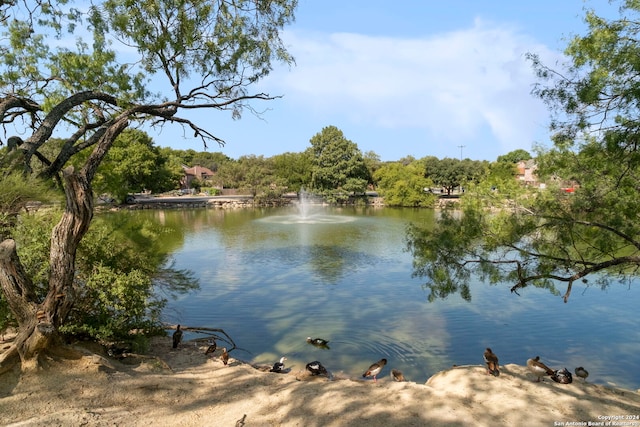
[0,343,19,374]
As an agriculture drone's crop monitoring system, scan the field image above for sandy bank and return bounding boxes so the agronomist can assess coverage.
[1,337,639,426]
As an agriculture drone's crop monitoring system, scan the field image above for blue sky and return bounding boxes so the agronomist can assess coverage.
[154,0,619,162]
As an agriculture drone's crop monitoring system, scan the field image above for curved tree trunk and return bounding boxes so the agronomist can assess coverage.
[0,116,128,372]
[0,169,93,372]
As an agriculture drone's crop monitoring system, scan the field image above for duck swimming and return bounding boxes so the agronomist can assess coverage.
[527,356,554,382]
[483,348,500,377]
[575,367,589,381]
[306,337,330,348]
[363,358,387,382]
[270,356,287,373]
[305,361,328,376]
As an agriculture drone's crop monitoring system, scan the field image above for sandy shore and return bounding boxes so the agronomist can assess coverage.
[1,337,639,426]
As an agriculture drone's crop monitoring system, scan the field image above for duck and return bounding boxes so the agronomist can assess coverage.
[362,358,387,382]
[172,325,183,349]
[205,340,217,356]
[527,356,554,382]
[221,347,230,366]
[391,369,405,382]
[305,360,328,376]
[306,337,330,348]
[575,367,589,381]
[269,356,287,373]
[483,348,500,377]
[551,367,573,384]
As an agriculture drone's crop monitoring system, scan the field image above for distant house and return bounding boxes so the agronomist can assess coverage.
[181,165,216,189]
[516,160,538,186]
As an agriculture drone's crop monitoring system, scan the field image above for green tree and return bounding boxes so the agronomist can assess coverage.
[309,126,370,197]
[362,150,382,187]
[271,151,312,193]
[497,149,532,163]
[374,161,435,207]
[0,0,296,370]
[237,154,276,197]
[407,1,640,303]
[11,211,195,345]
[423,157,488,195]
[92,129,182,202]
[190,151,233,173]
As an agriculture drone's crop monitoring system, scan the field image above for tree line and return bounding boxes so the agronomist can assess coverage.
[95,125,533,206]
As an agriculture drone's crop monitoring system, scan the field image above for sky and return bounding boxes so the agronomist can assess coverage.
[152,0,620,162]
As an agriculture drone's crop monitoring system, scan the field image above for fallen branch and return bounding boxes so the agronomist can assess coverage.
[165,324,249,354]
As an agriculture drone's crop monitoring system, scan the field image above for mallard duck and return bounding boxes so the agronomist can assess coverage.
[575,367,589,381]
[527,356,554,382]
[205,340,217,356]
[362,358,387,382]
[305,360,328,376]
[172,325,183,349]
[483,348,500,377]
[221,347,230,366]
[306,337,330,348]
[551,367,573,384]
[269,356,287,373]
[391,369,405,382]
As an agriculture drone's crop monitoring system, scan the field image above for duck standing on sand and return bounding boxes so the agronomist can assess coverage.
[270,356,287,373]
[483,348,500,377]
[391,369,405,382]
[305,361,328,376]
[527,356,554,382]
[172,325,183,349]
[205,340,217,356]
[221,347,230,366]
[575,367,589,381]
[362,358,387,382]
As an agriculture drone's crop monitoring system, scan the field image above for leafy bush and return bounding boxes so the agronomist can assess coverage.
[12,210,197,344]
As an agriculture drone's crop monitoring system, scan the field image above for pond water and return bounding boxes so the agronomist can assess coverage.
[124,205,640,389]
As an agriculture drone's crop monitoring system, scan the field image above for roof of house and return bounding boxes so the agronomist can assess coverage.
[183,165,215,177]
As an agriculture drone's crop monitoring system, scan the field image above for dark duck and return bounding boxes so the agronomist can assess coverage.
[483,348,500,377]
[306,337,330,349]
[575,367,589,381]
[551,367,573,384]
[205,340,217,356]
[172,325,183,349]
[269,356,287,373]
[362,358,387,382]
[305,361,328,376]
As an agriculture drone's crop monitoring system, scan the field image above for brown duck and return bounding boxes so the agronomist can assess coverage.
[221,347,230,366]
[362,358,387,382]
[527,356,554,382]
[391,369,405,382]
[483,348,500,377]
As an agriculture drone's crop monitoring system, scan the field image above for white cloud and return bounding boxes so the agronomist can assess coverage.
[265,18,563,156]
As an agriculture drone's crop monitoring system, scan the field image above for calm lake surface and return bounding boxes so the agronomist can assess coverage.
[120,205,640,389]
